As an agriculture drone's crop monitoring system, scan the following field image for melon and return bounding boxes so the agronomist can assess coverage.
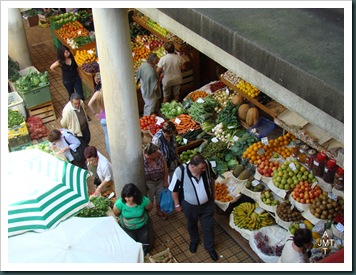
[231,94,244,106]
[246,107,259,126]
[238,104,250,121]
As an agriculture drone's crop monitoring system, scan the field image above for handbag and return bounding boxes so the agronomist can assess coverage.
[160,188,174,214]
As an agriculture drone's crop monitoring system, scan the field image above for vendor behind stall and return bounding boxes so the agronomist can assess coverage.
[84,146,114,196]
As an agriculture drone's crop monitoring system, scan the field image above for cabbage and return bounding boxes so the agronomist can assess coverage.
[227,159,239,170]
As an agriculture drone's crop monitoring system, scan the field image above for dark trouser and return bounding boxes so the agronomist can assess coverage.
[121,223,151,254]
[80,125,91,145]
[63,76,84,100]
[182,198,215,251]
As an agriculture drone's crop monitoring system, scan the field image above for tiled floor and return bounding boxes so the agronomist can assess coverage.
[22,18,258,264]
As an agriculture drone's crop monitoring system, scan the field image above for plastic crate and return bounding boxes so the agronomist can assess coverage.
[19,84,52,109]
[8,91,27,119]
[248,117,275,139]
[8,134,32,148]
[8,121,29,139]
[9,141,33,152]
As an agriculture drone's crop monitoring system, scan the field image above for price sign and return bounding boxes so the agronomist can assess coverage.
[328,192,338,201]
[228,125,236,129]
[210,160,216,168]
[190,128,194,131]
[299,223,306,229]
[254,207,264,214]
[87,202,95,209]
[211,137,219,143]
[228,186,236,193]
[225,88,229,95]
[335,223,344,233]
[261,137,269,145]
[336,150,344,168]
[289,162,297,171]
[233,136,239,142]
[183,138,188,145]
[132,52,135,57]
[311,181,318,189]
[257,148,265,155]
[255,172,262,180]
[145,45,150,50]
[252,180,260,187]
[175,118,181,124]
[196,98,205,103]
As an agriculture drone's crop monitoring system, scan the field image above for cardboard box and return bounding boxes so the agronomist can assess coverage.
[26,15,39,27]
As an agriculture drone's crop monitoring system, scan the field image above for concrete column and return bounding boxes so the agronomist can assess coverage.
[8,8,32,69]
[92,9,145,195]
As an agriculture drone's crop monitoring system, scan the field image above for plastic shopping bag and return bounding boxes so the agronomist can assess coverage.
[160,188,174,214]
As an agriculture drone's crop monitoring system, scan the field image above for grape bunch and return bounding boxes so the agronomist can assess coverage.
[254,232,284,256]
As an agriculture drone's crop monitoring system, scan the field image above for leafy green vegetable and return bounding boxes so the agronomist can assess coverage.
[160,100,186,119]
[188,96,218,123]
[227,159,239,170]
[14,69,49,93]
[8,109,24,128]
[76,196,111,217]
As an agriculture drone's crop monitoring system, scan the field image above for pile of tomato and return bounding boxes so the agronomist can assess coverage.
[139,114,163,135]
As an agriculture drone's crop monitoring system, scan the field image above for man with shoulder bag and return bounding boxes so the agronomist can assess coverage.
[47,129,88,169]
[168,153,219,261]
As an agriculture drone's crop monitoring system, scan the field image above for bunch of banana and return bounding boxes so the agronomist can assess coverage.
[232,202,275,230]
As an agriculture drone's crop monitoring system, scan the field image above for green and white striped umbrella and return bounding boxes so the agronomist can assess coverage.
[8,148,89,237]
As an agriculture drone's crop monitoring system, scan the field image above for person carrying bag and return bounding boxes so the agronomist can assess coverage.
[48,129,88,170]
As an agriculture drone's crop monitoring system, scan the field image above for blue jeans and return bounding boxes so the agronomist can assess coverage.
[100,118,110,157]
[63,76,84,100]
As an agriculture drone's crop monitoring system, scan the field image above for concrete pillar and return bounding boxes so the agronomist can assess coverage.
[92,9,145,195]
[8,8,32,69]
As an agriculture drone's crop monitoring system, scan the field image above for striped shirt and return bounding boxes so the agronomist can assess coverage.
[143,151,165,182]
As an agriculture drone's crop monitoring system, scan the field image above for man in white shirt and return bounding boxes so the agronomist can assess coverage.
[84,146,114,196]
[156,41,186,102]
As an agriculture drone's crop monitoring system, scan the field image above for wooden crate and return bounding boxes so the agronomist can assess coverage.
[27,101,56,123]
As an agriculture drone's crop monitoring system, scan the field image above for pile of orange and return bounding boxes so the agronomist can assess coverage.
[132,45,150,63]
[215,182,233,202]
[242,132,295,165]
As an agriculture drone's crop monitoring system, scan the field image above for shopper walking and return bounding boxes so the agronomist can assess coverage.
[151,121,180,182]
[47,128,87,169]
[143,143,169,220]
[279,228,313,263]
[88,87,110,157]
[50,44,84,100]
[61,93,91,145]
[84,146,114,196]
[168,153,219,261]
[113,183,153,255]
[156,41,187,102]
[136,53,161,116]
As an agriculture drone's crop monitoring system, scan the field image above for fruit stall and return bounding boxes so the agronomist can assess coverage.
[126,11,345,261]
[138,73,344,262]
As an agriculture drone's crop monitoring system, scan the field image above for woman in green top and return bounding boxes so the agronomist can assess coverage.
[113,183,153,254]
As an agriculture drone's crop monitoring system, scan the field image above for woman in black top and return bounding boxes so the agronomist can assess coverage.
[50,45,84,100]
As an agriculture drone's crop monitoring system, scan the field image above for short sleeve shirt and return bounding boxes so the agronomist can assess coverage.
[97,151,113,182]
[157,53,185,86]
[115,196,150,230]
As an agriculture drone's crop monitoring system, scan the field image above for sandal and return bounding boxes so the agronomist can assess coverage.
[156,211,167,220]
